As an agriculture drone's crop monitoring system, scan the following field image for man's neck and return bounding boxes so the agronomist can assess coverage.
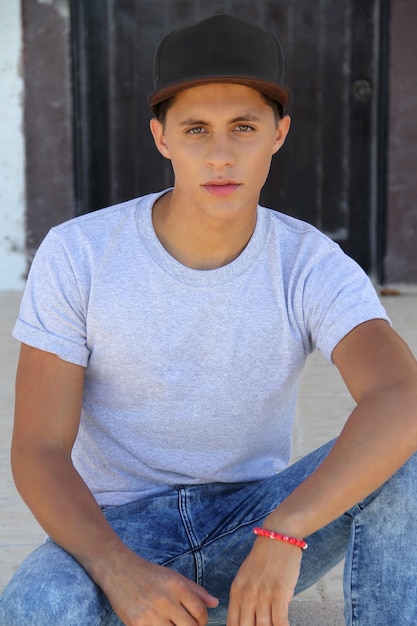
[152,191,257,270]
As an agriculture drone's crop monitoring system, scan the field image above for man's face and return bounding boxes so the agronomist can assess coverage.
[150,83,290,223]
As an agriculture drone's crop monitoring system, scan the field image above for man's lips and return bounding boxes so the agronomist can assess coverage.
[202,180,241,197]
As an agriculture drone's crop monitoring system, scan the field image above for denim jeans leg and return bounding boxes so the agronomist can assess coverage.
[0,488,195,626]
[343,451,417,626]
[0,539,111,626]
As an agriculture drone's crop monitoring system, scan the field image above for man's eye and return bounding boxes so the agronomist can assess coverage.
[187,127,205,134]
[235,124,255,132]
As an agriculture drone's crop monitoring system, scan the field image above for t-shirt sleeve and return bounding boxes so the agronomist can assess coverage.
[301,242,391,362]
[13,229,90,366]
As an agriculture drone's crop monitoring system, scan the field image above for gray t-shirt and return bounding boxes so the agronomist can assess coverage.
[13,190,389,506]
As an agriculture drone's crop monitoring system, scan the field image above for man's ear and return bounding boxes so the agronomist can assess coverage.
[150,118,171,159]
[272,114,291,156]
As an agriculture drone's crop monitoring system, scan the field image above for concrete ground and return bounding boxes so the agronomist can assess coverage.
[1,287,416,624]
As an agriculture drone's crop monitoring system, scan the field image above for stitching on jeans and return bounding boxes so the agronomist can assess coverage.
[99,603,115,625]
[201,506,279,549]
[177,488,204,585]
[162,505,278,568]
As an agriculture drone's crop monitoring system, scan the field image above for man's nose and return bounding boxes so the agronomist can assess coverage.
[205,134,236,170]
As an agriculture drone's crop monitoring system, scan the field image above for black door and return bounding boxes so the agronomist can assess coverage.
[70,0,389,275]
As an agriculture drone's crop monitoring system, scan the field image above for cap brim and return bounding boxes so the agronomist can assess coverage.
[148,75,290,112]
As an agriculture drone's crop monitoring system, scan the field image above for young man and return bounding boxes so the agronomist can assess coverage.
[1,13,417,626]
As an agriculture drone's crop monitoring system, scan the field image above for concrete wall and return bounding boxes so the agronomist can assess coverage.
[23,0,74,259]
[0,2,26,290]
[385,0,417,283]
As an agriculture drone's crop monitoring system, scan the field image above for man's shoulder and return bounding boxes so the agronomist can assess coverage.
[52,191,163,237]
[261,206,337,252]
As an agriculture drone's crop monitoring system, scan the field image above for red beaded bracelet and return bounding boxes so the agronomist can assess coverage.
[253,527,308,550]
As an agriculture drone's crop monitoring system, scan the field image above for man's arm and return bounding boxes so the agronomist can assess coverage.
[227,319,417,626]
[12,344,218,626]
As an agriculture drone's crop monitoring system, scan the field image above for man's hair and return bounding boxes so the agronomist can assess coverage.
[153,92,285,128]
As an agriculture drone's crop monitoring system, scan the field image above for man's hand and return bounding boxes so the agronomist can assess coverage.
[99,548,219,626]
[226,537,302,626]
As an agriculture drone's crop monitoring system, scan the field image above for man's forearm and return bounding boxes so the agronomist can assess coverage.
[264,381,417,539]
[11,443,133,587]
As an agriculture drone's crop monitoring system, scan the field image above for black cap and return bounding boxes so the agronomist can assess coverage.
[148,14,290,113]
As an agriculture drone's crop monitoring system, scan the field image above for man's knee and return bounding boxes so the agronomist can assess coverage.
[0,543,109,625]
[0,576,109,626]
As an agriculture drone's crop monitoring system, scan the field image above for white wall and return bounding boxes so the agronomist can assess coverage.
[0,2,26,290]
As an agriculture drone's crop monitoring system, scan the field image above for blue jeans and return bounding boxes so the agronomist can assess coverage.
[1,440,417,625]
